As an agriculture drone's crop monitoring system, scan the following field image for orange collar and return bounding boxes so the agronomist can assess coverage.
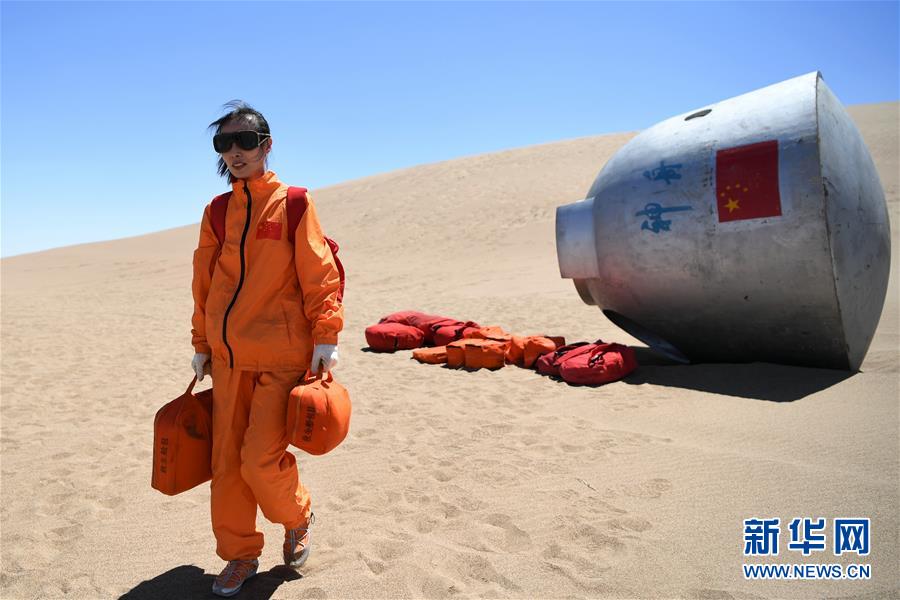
[232,170,282,198]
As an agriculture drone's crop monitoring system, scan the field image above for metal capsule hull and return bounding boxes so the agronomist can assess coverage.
[556,72,891,370]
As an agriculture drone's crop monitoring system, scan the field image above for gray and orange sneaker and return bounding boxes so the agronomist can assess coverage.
[212,558,258,597]
[283,512,315,568]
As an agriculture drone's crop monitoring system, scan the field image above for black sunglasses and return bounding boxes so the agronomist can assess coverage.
[213,130,271,153]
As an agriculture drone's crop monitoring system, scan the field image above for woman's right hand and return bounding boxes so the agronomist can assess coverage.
[192,352,211,382]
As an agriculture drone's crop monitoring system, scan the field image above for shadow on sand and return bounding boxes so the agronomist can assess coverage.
[619,347,854,402]
[120,564,302,600]
[363,344,854,402]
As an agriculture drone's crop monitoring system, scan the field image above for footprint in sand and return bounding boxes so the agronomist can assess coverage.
[430,469,455,483]
[620,478,673,499]
[99,496,125,510]
[413,514,440,534]
[374,537,413,563]
[357,551,387,575]
[470,423,514,440]
[336,481,364,502]
[442,485,486,512]
[450,553,521,593]
[46,523,83,542]
[560,443,587,453]
[606,516,653,532]
[438,500,461,520]
[541,542,611,579]
[483,513,532,550]
[420,573,462,599]
[48,493,71,506]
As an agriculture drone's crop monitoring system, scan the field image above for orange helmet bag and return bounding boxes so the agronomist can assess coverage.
[287,371,352,455]
[151,377,213,496]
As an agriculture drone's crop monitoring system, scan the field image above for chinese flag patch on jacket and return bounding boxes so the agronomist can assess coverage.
[716,140,782,223]
[257,220,283,240]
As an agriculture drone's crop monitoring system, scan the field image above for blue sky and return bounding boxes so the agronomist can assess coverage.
[2,1,898,258]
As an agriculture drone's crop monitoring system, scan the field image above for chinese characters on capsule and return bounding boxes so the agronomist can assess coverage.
[643,160,683,184]
[636,203,693,233]
[638,160,691,233]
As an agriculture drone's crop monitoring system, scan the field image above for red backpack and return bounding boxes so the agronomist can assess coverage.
[377,311,459,345]
[210,186,345,302]
[432,321,481,347]
[535,341,594,377]
[364,322,425,352]
[558,342,637,386]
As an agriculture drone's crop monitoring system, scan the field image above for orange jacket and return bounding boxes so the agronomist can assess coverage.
[191,171,343,371]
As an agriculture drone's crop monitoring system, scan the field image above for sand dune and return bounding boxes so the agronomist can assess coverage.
[1,103,897,599]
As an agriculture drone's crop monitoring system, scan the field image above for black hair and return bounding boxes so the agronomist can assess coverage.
[208,100,272,183]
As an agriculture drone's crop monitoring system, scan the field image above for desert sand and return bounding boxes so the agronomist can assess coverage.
[1,102,897,599]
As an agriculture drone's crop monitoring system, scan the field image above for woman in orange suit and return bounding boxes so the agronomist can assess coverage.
[190,101,344,597]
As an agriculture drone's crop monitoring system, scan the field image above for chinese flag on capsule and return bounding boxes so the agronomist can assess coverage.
[716,140,782,222]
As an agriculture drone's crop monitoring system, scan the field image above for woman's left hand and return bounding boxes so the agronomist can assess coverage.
[311,344,339,374]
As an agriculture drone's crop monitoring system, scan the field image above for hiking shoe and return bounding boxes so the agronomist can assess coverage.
[212,558,258,597]
[283,512,315,568]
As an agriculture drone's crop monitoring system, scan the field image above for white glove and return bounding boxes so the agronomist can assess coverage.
[310,344,339,374]
[192,352,211,382]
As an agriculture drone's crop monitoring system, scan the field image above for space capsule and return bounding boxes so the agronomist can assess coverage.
[556,72,891,370]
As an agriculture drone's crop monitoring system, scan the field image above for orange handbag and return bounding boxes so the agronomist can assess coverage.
[151,377,214,496]
[287,371,351,455]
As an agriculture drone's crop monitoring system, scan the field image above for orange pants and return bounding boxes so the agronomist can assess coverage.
[210,359,311,560]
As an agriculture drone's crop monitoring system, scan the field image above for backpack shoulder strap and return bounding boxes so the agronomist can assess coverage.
[287,186,345,302]
[326,237,345,302]
[286,186,309,244]
[210,192,232,246]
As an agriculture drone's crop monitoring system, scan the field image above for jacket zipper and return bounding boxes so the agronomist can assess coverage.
[221,181,253,368]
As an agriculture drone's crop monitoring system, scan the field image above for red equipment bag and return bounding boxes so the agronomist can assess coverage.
[464,326,511,342]
[507,335,566,367]
[287,370,351,455]
[365,322,425,352]
[445,339,468,369]
[535,341,594,377]
[151,377,213,496]
[464,339,509,370]
[432,321,481,347]
[412,346,449,364]
[558,342,638,385]
[379,311,462,345]
[523,336,561,369]
[506,335,526,366]
[379,311,438,328]
[444,339,509,370]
